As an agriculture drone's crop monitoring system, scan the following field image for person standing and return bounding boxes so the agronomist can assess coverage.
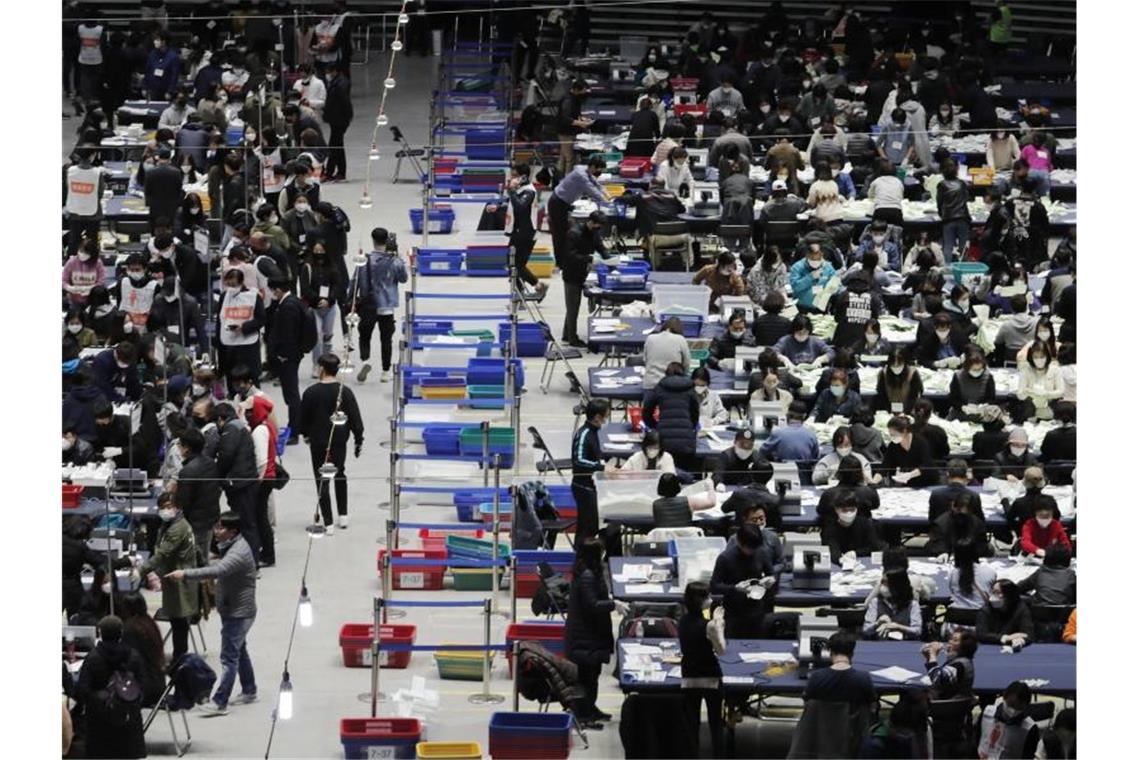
[167,512,258,716]
[64,149,105,257]
[246,395,279,567]
[76,15,104,106]
[138,495,200,662]
[267,279,305,436]
[175,427,222,558]
[144,31,181,100]
[561,211,607,347]
[216,267,265,386]
[214,402,261,561]
[556,79,594,176]
[299,242,344,377]
[570,399,610,547]
[936,159,971,262]
[564,537,623,730]
[297,353,364,530]
[74,616,148,758]
[678,582,726,757]
[144,147,184,233]
[322,62,353,182]
[506,164,546,299]
[357,227,407,383]
[546,155,609,271]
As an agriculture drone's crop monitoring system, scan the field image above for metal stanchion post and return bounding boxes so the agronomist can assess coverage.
[380,546,404,620]
[390,454,401,548]
[509,554,518,623]
[468,598,505,704]
[511,640,520,711]
[481,420,490,488]
[368,595,387,709]
[490,455,508,617]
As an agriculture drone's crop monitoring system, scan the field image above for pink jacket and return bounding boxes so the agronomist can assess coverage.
[1020,144,1053,172]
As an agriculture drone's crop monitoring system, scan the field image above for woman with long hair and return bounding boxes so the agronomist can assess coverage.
[564,538,620,730]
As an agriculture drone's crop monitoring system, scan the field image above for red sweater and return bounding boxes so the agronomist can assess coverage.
[1020,518,1071,555]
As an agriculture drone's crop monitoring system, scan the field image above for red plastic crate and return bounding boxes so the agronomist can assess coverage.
[420,537,447,553]
[377,549,447,590]
[340,717,422,760]
[673,103,708,118]
[339,624,416,669]
[418,527,485,541]
[618,157,652,178]
[505,622,565,676]
[669,76,699,91]
[62,484,84,509]
[628,405,642,432]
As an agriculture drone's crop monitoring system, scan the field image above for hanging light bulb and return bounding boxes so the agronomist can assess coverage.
[306,522,327,538]
[345,311,361,328]
[352,250,368,267]
[277,675,294,720]
[369,144,381,160]
[359,193,373,209]
[391,39,404,52]
[398,12,409,25]
[318,461,339,479]
[330,409,349,426]
[384,77,396,89]
[339,359,356,376]
[298,587,313,627]
[376,113,389,127]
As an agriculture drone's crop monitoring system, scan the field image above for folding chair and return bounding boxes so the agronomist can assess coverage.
[1030,604,1075,643]
[647,219,692,271]
[929,696,977,759]
[527,426,572,476]
[719,223,754,260]
[142,664,193,757]
[817,606,867,634]
[113,219,151,241]
[535,562,568,620]
[763,219,800,254]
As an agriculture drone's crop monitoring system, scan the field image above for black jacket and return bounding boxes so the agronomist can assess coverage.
[913,422,950,461]
[818,484,880,523]
[642,374,699,456]
[63,383,108,443]
[1040,425,1076,467]
[831,278,883,349]
[300,258,345,308]
[91,348,142,402]
[713,450,773,488]
[323,74,354,127]
[975,601,1034,645]
[75,640,148,759]
[916,327,970,368]
[268,293,306,362]
[62,536,128,618]
[994,449,1038,480]
[176,452,222,533]
[710,543,775,626]
[297,381,364,453]
[175,121,212,171]
[556,92,584,134]
[708,330,756,371]
[679,612,721,679]
[822,514,886,558]
[145,163,185,224]
[972,428,1009,461]
[1018,565,1076,606]
[564,567,615,666]
[215,419,258,488]
[928,483,983,523]
[721,486,782,530]
[882,437,936,487]
[752,313,793,347]
[626,108,660,156]
[936,178,970,222]
[150,292,209,355]
[927,511,991,557]
[562,222,605,285]
[1003,492,1060,536]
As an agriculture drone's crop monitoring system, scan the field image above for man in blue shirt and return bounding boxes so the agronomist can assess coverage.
[546,155,609,272]
[760,401,820,462]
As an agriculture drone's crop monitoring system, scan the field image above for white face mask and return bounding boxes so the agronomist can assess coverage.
[794,331,810,342]
[865,332,879,344]
[192,383,206,396]
[295,203,310,214]
[836,445,852,458]
[63,437,74,450]
[890,364,905,375]
[181,165,191,174]
[996,131,1007,140]
[159,508,179,522]
[101,583,112,595]
[1032,356,1047,369]
[968,367,984,378]
[154,39,162,49]
[226,285,240,296]
[695,385,709,398]
[1035,516,1052,529]
[889,433,904,445]
[830,384,845,398]
[989,594,1005,609]
[128,271,145,283]
[807,259,822,270]
[1009,444,1027,457]
[936,329,950,341]
[77,252,91,262]
[719,268,734,277]
[729,329,745,339]
[67,323,83,334]
[778,113,790,122]
[872,234,886,245]
[837,510,857,526]
[645,447,660,459]
[734,446,753,460]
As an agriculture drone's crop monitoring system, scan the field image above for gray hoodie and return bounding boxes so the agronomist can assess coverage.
[995,314,1039,355]
[899,99,932,170]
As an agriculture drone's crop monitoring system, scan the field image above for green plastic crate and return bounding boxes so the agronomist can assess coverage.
[464,384,507,409]
[433,649,489,681]
[448,329,494,342]
[445,534,511,560]
[458,426,515,448]
[451,568,496,591]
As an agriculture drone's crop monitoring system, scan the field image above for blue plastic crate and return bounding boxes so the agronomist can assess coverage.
[498,322,548,358]
[465,244,509,273]
[659,312,704,337]
[464,128,508,160]
[410,207,456,235]
[597,261,650,290]
[411,319,455,337]
[422,424,465,456]
[402,368,447,399]
[417,248,463,275]
[455,488,510,522]
[488,711,573,740]
[466,357,525,388]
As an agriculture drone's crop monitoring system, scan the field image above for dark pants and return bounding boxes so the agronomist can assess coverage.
[224,483,259,560]
[571,481,598,548]
[67,216,101,257]
[311,441,348,525]
[170,616,190,662]
[278,358,301,432]
[941,219,970,262]
[562,279,584,343]
[64,45,79,95]
[512,231,539,288]
[872,207,904,226]
[255,479,275,564]
[326,123,349,179]
[683,688,725,758]
[547,195,571,269]
[78,63,102,104]
[571,656,602,719]
[359,312,397,369]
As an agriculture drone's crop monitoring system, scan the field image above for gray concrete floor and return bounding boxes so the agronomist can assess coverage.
[65,52,804,759]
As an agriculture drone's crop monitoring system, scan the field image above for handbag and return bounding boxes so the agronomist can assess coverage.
[272,460,291,490]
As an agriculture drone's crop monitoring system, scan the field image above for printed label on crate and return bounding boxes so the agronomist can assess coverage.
[430,262,448,270]
[361,649,389,667]
[429,221,443,232]
[367,747,396,760]
[400,572,425,589]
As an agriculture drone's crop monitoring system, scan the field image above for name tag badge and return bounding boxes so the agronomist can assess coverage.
[167,325,181,336]
[1037,150,1048,160]
[298,233,307,243]
[154,68,164,78]
[812,286,822,294]
[891,140,903,151]
[115,386,127,397]
[275,43,284,51]
[207,20,216,29]
[891,402,904,414]
[319,285,330,299]
[811,117,820,127]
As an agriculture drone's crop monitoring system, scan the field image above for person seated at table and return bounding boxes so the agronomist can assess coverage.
[1020,500,1071,559]
[1018,544,1076,607]
[714,428,771,487]
[928,459,983,522]
[851,219,903,272]
[757,178,806,227]
[803,631,877,707]
[692,252,746,312]
[788,244,840,311]
[841,404,882,464]
[976,580,1034,647]
[657,145,694,195]
[831,265,885,348]
[760,401,819,462]
[651,120,688,166]
[928,492,992,559]
[678,581,726,758]
[709,115,753,174]
[994,427,1037,481]
[806,163,845,224]
[916,313,968,370]
[619,430,676,473]
[812,369,862,424]
[813,428,875,486]
[947,348,997,420]
[848,318,890,359]
[1001,465,1058,531]
[883,414,936,487]
[820,453,881,521]
[691,367,729,426]
[908,271,946,322]
[875,348,924,415]
[643,362,701,473]
[948,539,997,614]
[863,568,922,640]
[751,290,793,346]
[991,294,1039,365]
[709,524,777,638]
[942,284,978,337]
[922,629,978,702]
[812,348,862,395]
[825,497,887,561]
[775,314,833,368]
[1062,610,1076,645]
[969,404,1009,462]
[976,681,1040,760]
[748,367,794,414]
[910,398,950,461]
[858,687,931,759]
[1016,319,1057,367]
[1014,340,1063,424]
[652,472,718,528]
[707,310,756,372]
[1039,401,1076,481]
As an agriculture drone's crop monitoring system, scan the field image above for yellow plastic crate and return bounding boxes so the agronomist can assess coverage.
[416,741,482,759]
[421,386,468,400]
[603,183,626,196]
[433,647,491,681]
[527,259,554,279]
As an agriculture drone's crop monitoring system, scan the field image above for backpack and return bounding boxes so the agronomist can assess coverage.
[93,669,142,726]
[297,297,318,354]
[166,653,217,711]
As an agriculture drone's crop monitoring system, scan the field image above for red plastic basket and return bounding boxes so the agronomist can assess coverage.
[673,103,708,119]
[62,484,84,509]
[340,717,422,760]
[377,549,448,590]
[339,624,416,669]
[418,527,485,541]
[669,76,699,91]
[505,622,565,676]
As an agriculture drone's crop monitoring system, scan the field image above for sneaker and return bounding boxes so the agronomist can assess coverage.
[379,369,391,383]
[357,362,372,383]
[580,720,604,731]
[338,515,349,529]
[231,693,259,705]
[568,339,588,349]
[199,702,229,717]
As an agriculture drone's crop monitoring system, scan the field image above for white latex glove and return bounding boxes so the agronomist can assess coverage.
[933,358,948,369]
[735,579,757,591]
[614,600,631,616]
[840,550,857,564]
[946,356,963,369]
[715,482,726,493]
[935,553,949,564]
[712,606,725,622]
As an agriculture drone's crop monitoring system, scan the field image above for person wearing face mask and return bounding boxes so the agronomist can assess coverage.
[917,313,968,370]
[707,74,745,117]
[253,198,292,256]
[63,238,106,308]
[710,524,777,638]
[707,311,755,373]
[985,124,1021,171]
[643,362,701,474]
[796,83,837,130]
[824,496,886,562]
[882,414,935,487]
[158,91,191,130]
[677,581,726,757]
[994,426,1038,481]
[975,580,1033,649]
[774,314,832,368]
[690,367,729,426]
[759,97,806,151]
[1014,340,1063,423]
[136,494,199,661]
[927,99,960,138]
[713,429,770,488]
[813,430,876,487]
[291,62,327,113]
[91,342,142,403]
[849,317,889,359]
[144,32,180,99]
[111,253,159,339]
[811,369,863,424]
[928,492,992,559]
[1020,502,1071,559]
[619,430,676,473]
[788,245,839,310]
[548,155,609,272]
[851,220,903,273]
[876,107,914,168]
[863,569,921,640]
[748,367,794,416]
[875,348,924,416]
[691,252,746,312]
[216,268,266,388]
[656,145,694,195]
[62,425,96,466]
